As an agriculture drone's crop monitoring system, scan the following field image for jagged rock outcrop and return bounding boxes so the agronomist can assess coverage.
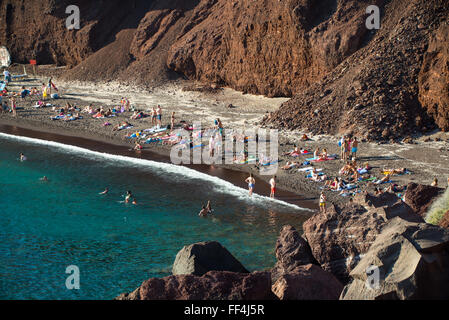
[340,217,449,300]
[116,271,276,300]
[264,0,449,140]
[271,225,318,283]
[172,241,249,276]
[404,183,443,218]
[302,192,423,284]
[272,264,343,300]
[418,22,449,131]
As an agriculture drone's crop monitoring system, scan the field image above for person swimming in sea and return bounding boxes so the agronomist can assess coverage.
[40,176,49,182]
[125,190,137,205]
[206,200,213,214]
[20,153,27,162]
[198,205,209,217]
[99,187,109,195]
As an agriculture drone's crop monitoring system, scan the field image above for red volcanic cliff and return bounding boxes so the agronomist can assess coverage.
[0,0,448,139]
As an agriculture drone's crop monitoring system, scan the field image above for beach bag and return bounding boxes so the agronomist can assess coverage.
[51,93,59,99]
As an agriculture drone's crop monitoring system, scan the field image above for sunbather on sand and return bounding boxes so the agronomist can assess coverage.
[283,145,300,156]
[310,169,327,182]
[300,134,310,141]
[382,167,407,175]
[375,174,391,185]
[318,149,328,160]
[113,121,132,131]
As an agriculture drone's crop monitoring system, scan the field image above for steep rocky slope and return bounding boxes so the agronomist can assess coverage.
[263,0,449,140]
[1,0,447,139]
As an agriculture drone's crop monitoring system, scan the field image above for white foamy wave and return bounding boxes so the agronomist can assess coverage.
[0,132,312,212]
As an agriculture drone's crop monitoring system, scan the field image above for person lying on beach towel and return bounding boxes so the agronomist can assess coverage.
[309,168,327,182]
[381,168,410,175]
[113,122,133,131]
[130,111,148,120]
[373,174,392,185]
[300,134,311,141]
[281,161,301,170]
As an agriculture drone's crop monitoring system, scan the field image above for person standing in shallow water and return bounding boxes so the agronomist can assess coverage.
[245,173,256,196]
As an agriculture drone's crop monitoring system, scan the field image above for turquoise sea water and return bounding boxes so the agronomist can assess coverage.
[0,133,310,300]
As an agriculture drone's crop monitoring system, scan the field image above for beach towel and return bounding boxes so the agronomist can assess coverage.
[310,157,336,162]
[260,160,279,167]
[306,172,325,178]
[298,167,314,172]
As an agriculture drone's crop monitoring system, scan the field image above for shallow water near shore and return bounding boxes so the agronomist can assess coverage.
[0,132,310,300]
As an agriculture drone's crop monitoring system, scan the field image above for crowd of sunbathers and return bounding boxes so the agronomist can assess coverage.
[278,134,413,199]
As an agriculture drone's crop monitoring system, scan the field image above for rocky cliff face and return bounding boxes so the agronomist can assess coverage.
[418,22,449,131]
[1,0,448,138]
[263,0,449,140]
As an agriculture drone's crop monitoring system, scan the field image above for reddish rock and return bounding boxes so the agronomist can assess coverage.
[302,192,423,284]
[271,225,318,283]
[439,210,449,229]
[116,271,276,300]
[264,0,448,140]
[403,183,443,218]
[272,264,343,300]
[418,22,449,131]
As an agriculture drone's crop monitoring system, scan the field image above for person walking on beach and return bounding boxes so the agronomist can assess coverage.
[245,173,256,196]
[209,134,216,157]
[10,96,17,117]
[342,138,349,162]
[270,176,277,198]
[319,192,326,213]
[3,69,11,83]
[170,112,175,131]
[339,136,345,160]
[156,105,162,127]
[151,107,157,126]
[351,137,358,160]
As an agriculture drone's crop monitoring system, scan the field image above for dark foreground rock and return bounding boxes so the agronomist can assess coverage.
[172,241,249,276]
[116,271,276,300]
[303,192,423,284]
[404,183,443,217]
[340,217,449,300]
[271,225,318,283]
[272,264,343,300]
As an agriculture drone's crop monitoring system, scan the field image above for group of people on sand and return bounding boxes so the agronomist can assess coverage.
[339,135,358,162]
